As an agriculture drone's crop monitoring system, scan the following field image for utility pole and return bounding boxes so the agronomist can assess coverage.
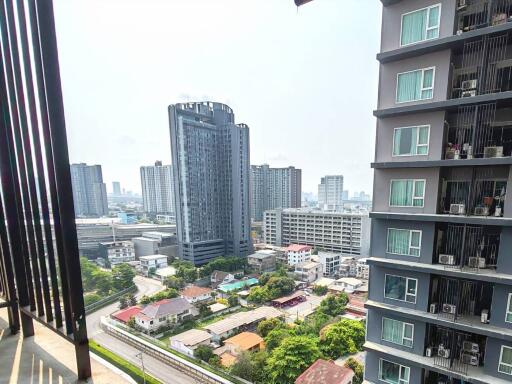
[135,352,146,384]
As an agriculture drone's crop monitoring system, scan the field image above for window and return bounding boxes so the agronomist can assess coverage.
[382,317,414,347]
[379,359,410,384]
[385,274,417,303]
[393,126,429,156]
[396,68,435,103]
[499,345,512,375]
[401,4,441,46]
[389,179,425,207]
[387,229,421,257]
[506,294,512,323]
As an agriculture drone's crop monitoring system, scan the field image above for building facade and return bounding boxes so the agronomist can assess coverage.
[70,163,108,217]
[264,208,370,256]
[112,181,121,196]
[318,175,344,211]
[250,164,302,221]
[366,2,512,384]
[98,241,135,265]
[140,161,175,215]
[169,102,252,265]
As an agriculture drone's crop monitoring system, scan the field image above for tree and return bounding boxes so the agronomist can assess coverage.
[198,256,248,278]
[144,288,179,303]
[247,286,270,304]
[257,318,284,338]
[139,295,151,305]
[266,276,295,298]
[312,285,328,296]
[119,296,128,309]
[128,294,137,306]
[265,336,321,384]
[264,327,294,352]
[208,355,222,368]
[112,263,135,291]
[227,294,239,307]
[92,270,112,296]
[230,351,257,381]
[80,257,97,292]
[127,316,136,329]
[319,319,365,359]
[317,293,348,317]
[295,312,332,336]
[164,276,185,290]
[194,345,214,362]
[84,293,101,306]
[199,303,212,318]
[344,357,364,384]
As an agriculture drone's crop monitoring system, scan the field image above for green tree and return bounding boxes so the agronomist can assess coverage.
[230,351,257,381]
[139,295,151,305]
[92,270,112,295]
[208,355,222,368]
[164,276,185,290]
[257,318,284,338]
[119,296,128,309]
[319,319,365,359]
[112,263,135,291]
[199,303,212,318]
[84,293,101,306]
[266,276,295,298]
[146,288,179,303]
[127,316,136,329]
[344,357,364,384]
[265,336,321,384]
[247,286,270,304]
[80,257,99,292]
[264,327,294,352]
[295,312,332,336]
[194,345,214,362]
[317,293,348,317]
[227,294,239,307]
[312,285,328,296]
[128,294,137,306]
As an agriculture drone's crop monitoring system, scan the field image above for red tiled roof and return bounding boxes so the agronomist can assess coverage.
[181,285,212,298]
[295,359,355,384]
[286,244,312,252]
[111,306,141,323]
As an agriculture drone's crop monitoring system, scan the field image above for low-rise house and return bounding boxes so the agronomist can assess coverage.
[329,277,363,294]
[170,329,211,357]
[210,270,236,288]
[339,257,357,277]
[295,261,323,284]
[317,252,341,277]
[181,285,213,303]
[139,254,168,276]
[214,332,265,367]
[98,241,135,266]
[154,266,176,282]
[135,297,194,333]
[313,277,335,288]
[295,359,355,384]
[355,258,369,280]
[111,306,142,324]
[209,302,228,314]
[247,250,277,273]
[286,244,312,266]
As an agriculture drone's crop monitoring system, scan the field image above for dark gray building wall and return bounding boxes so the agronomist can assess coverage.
[364,350,424,384]
[373,167,440,213]
[380,0,456,53]
[483,337,512,380]
[369,265,431,312]
[375,111,446,163]
[378,50,452,110]
[366,308,427,356]
[497,228,512,275]
[371,219,435,264]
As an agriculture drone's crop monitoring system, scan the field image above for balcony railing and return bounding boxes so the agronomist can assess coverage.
[423,370,466,384]
[456,0,512,34]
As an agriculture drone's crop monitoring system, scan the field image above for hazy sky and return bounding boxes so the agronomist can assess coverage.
[54,0,381,197]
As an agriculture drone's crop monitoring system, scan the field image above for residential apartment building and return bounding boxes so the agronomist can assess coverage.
[98,241,135,265]
[169,102,252,265]
[70,163,108,217]
[264,208,370,256]
[318,175,344,211]
[250,164,302,221]
[366,2,512,384]
[247,250,277,273]
[139,254,168,276]
[286,244,313,265]
[295,261,323,284]
[132,231,178,258]
[140,161,175,215]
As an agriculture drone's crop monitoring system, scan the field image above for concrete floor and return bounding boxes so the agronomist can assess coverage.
[0,308,132,384]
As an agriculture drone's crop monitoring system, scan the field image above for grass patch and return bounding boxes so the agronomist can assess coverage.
[89,339,162,384]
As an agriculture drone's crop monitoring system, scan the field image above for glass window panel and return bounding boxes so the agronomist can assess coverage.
[407,279,417,295]
[380,360,400,383]
[399,128,413,154]
[422,69,434,88]
[414,180,425,197]
[428,6,440,28]
[500,346,512,375]
[387,229,410,255]
[418,126,429,144]
[410,231,420,247]
[385,275,406,301]
[397,71,422,102]
[401,9,427,46]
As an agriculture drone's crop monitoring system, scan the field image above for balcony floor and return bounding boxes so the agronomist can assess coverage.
[0,308,133,383]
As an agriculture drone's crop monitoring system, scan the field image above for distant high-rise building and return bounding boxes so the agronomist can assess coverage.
[318,175,344,211]
[70,163,108,217]
[169,102,252,265]
[112,181,121,195]
[250,164,302,221]
[342,190,349,201]
[140,161,174,215]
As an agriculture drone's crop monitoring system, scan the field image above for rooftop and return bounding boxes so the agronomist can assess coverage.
[248,251,276,260]
[139,254,168,261]
[272,290,305,304]
[154,266,177,278]
[335,278,362,286]
[314,277,335,287]
[111,306,142,323]
[181,285,212,298]
[295,359,355,384]
[217,278,259,293]
[138,298,192,319]
[170,329,211,347]
[286,244,313,252]
[223,331,263,351]
[295,261,321,270]
[204,306,282,335]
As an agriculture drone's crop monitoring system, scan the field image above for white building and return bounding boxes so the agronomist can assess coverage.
[170,329,211,357]
[294,261,323,284]
[135,297,194,333]
[139,254,168,276]
[264,208,370,256]
[318,175,344,211]
[98,241,135,265]
[180,285,213,304]
[317,251,341,277]
[331,277,363,294]
[286,244,312,266]
[140,161,175,215]
[356,258,369,280]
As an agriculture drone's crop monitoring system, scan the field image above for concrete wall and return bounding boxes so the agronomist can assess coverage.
[366,308,426,356]
[373,167,440,213]
[380,0,456,53]
[378,50,452,110]
[371,219,435,264]
[497,228,512,275]
[368,265,430,312]
[375,111,446,163]
[364,350,424,384]
[483,337,512,380]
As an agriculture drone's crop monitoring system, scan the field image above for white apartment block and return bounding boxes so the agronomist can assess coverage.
[263,208,370,256]
[139,254,168,276]
[286,244,312,265]
[318,175,344,211]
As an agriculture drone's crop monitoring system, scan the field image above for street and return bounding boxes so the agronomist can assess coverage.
[87,275,200,384]
[282,293,325,323]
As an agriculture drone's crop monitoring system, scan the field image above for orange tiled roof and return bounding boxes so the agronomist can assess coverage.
[223,331,263,351]
[295,359,355,384]
[181,285,212,298]
[286,244,312,252]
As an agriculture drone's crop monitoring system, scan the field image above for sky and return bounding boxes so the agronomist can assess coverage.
[54,0,381,198]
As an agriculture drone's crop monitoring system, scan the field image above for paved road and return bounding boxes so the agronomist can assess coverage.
[87,276,199,384]
[282,293,325,323]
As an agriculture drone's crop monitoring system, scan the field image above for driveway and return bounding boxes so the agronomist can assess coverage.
[281,293,325,323]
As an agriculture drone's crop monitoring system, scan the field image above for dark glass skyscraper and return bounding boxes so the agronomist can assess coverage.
[70,163,108,217]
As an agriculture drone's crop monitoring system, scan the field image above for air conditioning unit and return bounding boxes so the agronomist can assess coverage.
[430,303,438,314]
[462,79,477,90]
[442,303,457,314]
[450,204,465,215]
[461,353,479,366]
[481,309,489,323]
[457,0,467,10]
[484,146,504,158]
[462,89,477,98]
[468,257,486,269]
[463,341,480,353]
[426,347,433,357]
[438,346,451,358]
[439,254,456,265]
[474,206,489,216]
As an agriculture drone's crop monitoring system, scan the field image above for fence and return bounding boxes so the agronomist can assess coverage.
[85,285,137,314]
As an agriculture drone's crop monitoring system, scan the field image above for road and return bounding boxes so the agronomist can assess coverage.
[87,275,200,384]
[282,293,325,323]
